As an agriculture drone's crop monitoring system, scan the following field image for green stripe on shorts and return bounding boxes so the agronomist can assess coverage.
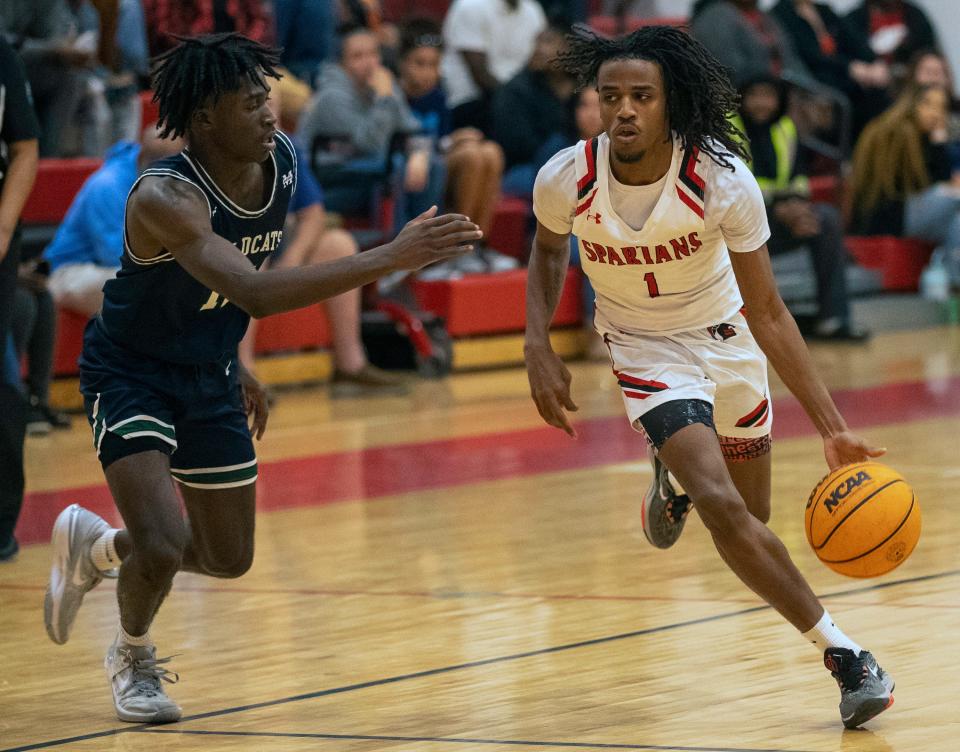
[170,464,258,487]
[112,419,176,440]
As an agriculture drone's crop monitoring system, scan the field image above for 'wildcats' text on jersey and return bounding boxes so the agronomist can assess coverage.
[533,133,770,336]
[93,131,298,365]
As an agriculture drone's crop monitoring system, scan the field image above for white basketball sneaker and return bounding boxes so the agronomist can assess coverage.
[44,504,117,644]
[105,635,182,723]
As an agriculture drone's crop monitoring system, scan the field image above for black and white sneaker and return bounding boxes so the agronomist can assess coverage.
[824,647,895,729]
[641,454,692,549]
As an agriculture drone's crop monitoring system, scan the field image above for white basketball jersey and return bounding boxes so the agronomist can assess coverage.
[555,133,769,336]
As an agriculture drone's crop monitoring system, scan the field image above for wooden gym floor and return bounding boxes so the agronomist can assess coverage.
[1,326,959,752]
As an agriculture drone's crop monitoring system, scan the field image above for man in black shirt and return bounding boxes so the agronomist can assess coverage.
[0,34,40,561]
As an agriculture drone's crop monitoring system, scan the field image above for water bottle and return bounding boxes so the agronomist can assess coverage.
[920,249,951,302]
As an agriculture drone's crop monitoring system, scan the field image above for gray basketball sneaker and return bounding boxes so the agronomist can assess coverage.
[105,636,182,723]
[641,455,692,549]
[44,504,117,644]
[824,648,895,729]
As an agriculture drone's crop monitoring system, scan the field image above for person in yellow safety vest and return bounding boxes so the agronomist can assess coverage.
[733,75,869,341]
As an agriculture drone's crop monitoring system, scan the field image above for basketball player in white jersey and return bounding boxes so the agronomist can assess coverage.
[525,25,894,729]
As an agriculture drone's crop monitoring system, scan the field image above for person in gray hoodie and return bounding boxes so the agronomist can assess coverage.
[297,24,444,230]
[690,0,811,89]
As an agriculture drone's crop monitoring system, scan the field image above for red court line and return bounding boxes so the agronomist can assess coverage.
[16,375,960,547]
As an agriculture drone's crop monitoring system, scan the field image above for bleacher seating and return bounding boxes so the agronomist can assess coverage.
[22,151,933,385]
[486,197,530,261]
[846,236,935,291]
[413,268,582,337]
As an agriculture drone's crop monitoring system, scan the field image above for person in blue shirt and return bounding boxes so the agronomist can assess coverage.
[238,83,404,395]
[44,125,183,316]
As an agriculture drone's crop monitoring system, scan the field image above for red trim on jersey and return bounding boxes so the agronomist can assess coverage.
[576,137,599,198]
[676,185,705,218]
[575,187,599,216]
[684,146,706,191]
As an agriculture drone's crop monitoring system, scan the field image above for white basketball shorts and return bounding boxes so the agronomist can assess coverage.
[600,311,772,440]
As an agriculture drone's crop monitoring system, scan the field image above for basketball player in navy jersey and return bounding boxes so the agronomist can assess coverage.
[526,26,894,728]
[43,33,481,723]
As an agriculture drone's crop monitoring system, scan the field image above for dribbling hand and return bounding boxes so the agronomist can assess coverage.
[823,431,886,471]
[386,206,482,271]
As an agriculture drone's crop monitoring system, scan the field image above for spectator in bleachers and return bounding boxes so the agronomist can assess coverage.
[298,24,444,231]
[904,49,953,96]
[0,36,39,562]
[274,0,337,86]
[845,1,938,71]
[57,0,150,157]
[851,84,960,248]
[690,0,810,89]
[239,82,404,395]
[493,20,576,201]
[340,0,400,68]
[397,18,505,266]
[44,125,183,317]
[0,0,96,156]
[734,75,867,341]
[12,261,71,434]
[441,0,546,135]
[770,0,890,135]
[141,0,274,57]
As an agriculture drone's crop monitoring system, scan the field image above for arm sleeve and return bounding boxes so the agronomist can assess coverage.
[0,40,40,144]
[714,159,771,253]
[532,148,578,236]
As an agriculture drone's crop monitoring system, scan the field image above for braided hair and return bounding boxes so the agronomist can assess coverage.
[555,24,748,168]
[151,32,282,140]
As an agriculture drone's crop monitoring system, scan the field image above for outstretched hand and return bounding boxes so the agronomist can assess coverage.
[387,206,482,271]
[525,344,578,437]
[823,431,885,471]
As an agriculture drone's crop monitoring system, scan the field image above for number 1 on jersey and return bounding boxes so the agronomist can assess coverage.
[643,272,660,298]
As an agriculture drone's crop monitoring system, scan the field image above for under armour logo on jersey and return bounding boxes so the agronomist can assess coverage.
[282,170,294,188]
[586,211,602,224]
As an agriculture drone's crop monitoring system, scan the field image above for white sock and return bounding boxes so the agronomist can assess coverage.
[802,609,862,655]
[90,529,121,572]
[119,624,153,647]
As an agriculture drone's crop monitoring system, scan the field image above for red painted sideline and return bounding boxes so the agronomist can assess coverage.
[16,376,960,546]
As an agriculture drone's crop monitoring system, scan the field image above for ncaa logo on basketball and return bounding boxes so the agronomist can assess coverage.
[823,470,872,513]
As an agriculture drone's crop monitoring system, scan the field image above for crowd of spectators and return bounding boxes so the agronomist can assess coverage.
[0,0,958,425]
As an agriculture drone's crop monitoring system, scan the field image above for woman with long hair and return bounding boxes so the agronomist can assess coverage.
[850,83,956,238]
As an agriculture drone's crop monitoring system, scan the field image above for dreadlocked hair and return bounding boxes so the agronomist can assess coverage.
[555,24,748,168]
[151,32,282,140]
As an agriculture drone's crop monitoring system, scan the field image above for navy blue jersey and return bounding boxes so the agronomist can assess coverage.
[94,131,298,364]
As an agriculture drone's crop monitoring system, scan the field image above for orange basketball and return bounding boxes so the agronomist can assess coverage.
[805,461,921,578]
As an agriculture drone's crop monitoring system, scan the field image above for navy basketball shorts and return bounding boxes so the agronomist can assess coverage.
[79,331,257,490]
[600,311,773,444]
